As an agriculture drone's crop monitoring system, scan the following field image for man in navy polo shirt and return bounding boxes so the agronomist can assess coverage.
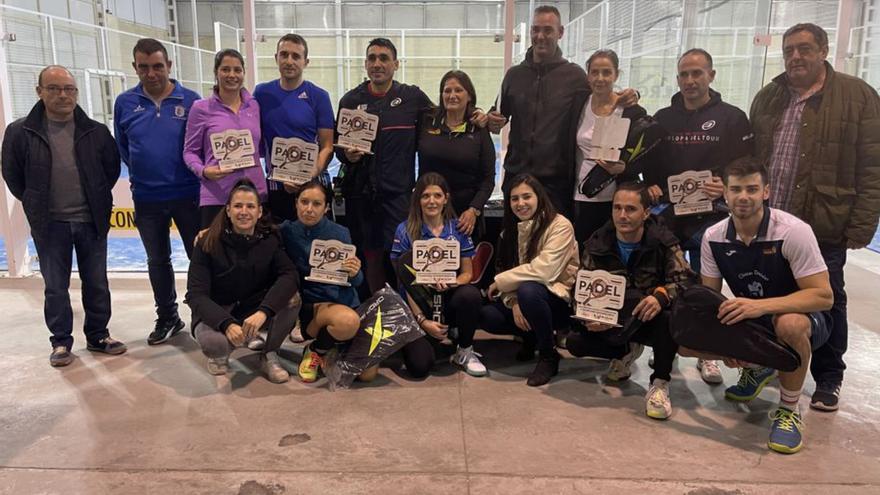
[114,38,201,345]
[254,34,335,222]
[692,156,833,454]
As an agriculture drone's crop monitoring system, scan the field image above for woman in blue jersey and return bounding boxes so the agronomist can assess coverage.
[391,172,487,378]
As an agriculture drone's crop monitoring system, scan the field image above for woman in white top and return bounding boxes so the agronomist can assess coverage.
[573,49,649,245]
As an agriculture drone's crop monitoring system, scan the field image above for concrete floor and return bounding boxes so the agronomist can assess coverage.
[1,253,880,494]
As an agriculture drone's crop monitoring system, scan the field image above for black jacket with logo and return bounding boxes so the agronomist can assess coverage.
[648,90,753,241]
[335,80,433,198]
[1,101,120,242]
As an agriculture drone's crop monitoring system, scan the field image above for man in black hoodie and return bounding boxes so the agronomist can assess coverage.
[486,5,637,218]
[645,48,753,385]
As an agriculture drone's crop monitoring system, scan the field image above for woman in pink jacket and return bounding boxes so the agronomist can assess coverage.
[184,48,266,227]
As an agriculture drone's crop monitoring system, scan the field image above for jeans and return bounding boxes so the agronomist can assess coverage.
[193,297,301,359]
[32,221,111,349]
[134,197,200,321]
[480,281,571,355]
[811,245,847,385]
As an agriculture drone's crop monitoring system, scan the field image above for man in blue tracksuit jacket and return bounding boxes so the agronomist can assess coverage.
[114,38,201,345]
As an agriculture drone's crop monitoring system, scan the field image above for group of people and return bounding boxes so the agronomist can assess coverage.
[2,4,878,456]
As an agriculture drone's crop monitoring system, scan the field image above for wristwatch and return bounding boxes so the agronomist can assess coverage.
[470,207,482,217]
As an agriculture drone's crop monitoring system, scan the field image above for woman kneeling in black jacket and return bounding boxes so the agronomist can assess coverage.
[186,180,301,383]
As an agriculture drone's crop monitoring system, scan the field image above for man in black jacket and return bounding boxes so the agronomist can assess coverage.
[335,38,433,292]
[485,5,637,218]
[1,65,124,367]
[646,49,753,385]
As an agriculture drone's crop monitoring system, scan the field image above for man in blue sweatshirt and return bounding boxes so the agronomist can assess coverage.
[114,38,201,345]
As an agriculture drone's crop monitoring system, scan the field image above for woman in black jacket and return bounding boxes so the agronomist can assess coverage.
[186,180,301,383]
[417,70,496,240]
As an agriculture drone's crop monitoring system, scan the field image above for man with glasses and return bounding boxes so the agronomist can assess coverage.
[2,65,124,366]
[114,38,202,345]
[750,23,880,412]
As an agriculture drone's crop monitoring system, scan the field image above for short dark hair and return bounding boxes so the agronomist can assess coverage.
[586,49,619,72]
[722,156,768,186]
[213,48,245,74]
[534,5,562,22]
[783,23,829,50]
[37,65,75,87]
[366,38,397,60]
[678,48,713,69]
[276,33,308,59]
[613,181,651,209]
[132,38,168,61]
[298,180,332,205]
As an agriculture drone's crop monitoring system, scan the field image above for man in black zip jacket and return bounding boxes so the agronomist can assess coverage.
[335,38,433,292]
[485,5,638,219]
[645,49,753,385]
[2,65,124,367]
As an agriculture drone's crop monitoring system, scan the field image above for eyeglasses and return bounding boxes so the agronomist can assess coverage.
[41,85,78,95]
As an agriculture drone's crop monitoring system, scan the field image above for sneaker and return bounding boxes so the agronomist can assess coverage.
[50,346,74,367]
[261,352,290,384]
[527,350,560,387]
[298,346,325,383]
[246,335,265,351]
[206,356,229,375]
[645,379,672,420]
[86,336,127,355]
[288,321,306,343]
[648,353,654,369]
[810,382,841,412]
[768,407,805,454]
[724,366,776,402]
[606,342,644,382]
[147,317,185,345]
[697,359,723,385]
[450,346,488,377]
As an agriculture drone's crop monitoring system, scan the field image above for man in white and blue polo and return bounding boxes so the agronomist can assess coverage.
[696,156,833,454]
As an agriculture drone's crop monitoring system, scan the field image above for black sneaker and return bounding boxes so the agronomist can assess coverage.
[527,350,560,387]
[148,317,185,345]
[810,381,841,412]
[50,346,74,367]
[87,336,128,355]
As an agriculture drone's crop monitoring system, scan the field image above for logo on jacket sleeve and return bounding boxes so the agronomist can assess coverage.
[701,120,716,130]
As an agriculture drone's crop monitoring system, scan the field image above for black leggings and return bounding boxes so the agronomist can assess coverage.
[398,284,482,378]
[566,310,677,382]
[479,281,571,355]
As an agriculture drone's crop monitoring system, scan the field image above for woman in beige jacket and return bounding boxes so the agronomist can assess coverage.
[482,174,579,386]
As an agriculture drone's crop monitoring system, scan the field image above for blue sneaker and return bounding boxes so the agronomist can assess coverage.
[768,407,804,454]
[724,366,776,402]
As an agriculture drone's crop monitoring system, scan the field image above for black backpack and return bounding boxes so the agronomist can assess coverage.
[670,285,801,372]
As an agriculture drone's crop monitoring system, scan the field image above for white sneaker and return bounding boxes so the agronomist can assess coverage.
[206,356,229,375]
[607,342,644,381]
[451,346,488,377]
[697,359,723,384]
[261,352,290,384]
[246,335,265,351]
[289,321,305,343]
[646,378,672,419]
